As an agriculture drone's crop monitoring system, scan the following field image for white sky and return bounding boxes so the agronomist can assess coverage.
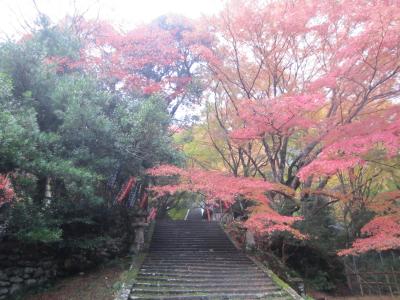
[0,0,223,38]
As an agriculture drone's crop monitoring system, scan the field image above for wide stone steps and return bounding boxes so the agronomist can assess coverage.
[129,220,293,300]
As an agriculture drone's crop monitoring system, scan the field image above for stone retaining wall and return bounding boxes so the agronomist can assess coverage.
[0,236,129,299]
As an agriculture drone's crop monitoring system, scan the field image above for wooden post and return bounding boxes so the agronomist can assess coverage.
[344,258,354,293]
[374,273,382,296]
[353,256,364,296]
[391,251,400,294]
[379,252,394,296]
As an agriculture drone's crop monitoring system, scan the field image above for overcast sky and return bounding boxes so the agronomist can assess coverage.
[0,0,223,38]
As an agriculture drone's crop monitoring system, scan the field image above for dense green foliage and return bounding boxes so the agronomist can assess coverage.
[0,20,179,246]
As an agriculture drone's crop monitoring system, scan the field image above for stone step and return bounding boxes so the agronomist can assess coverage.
[152,237,231,240]
[152,237,228,239]
[144,257,250,261]
[154,223,221,225]
[145,256,248,260]
[138,269,266,276]
[137,270,266,277]
[137,273,269,280]
[150,244,232,247]
[139,266,261,272]
[146,253,247,256]
[153,227,226,230]
[151,239,233,242]
[133,282,277,289]
[145,254,248,258]
[130,287,282,295]
[149,248,237,252]
[142,260,253,265]
[146,252,246,256]
[153,231,226,232]
[137,277,275,285]
[130,296,291,300]
[153,230,224,231]
[152,232,228,234]
[144,259,250,263]
[153,227,224,230]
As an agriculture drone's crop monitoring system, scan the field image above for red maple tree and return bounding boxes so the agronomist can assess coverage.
[188,0,400,253]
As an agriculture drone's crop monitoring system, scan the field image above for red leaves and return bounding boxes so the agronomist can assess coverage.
[338,190,400,255]
[0,174,14,206]
[148,164,279,205]
[298,106,400,181]
[147,165,303,239]
[245,213,306,240]
[75,16,208,106]
[147,164,187,177]
[338,215,400,256]
[230,94,325,140]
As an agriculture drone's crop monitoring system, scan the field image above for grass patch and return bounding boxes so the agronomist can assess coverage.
[167,208,188,220]
[25,257,132,300]
[268,270,291,290]
[112,253,147,292]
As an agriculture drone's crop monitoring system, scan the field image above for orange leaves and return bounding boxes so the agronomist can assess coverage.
[368,191,400,215]
[0,174,14,206]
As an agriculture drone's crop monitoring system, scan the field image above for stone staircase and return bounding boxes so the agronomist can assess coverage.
[129,217,295,300]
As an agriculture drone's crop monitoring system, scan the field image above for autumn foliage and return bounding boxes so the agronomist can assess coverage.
[0,175,14,206]
[147,165,305,239]
[53,16,210,116]
[338,215,400,256]
[155,0,400,256]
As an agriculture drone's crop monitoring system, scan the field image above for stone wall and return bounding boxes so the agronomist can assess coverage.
[0,236,129,299]
[0,207,152,299]
[0,243,58,299]
[0,238,129,300]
